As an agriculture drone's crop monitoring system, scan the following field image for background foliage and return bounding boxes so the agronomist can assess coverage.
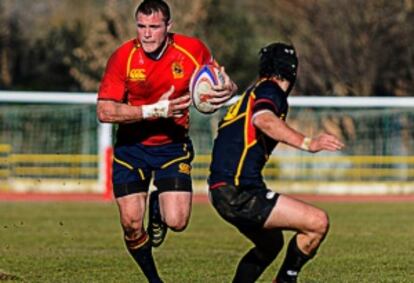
[0,0,413,95]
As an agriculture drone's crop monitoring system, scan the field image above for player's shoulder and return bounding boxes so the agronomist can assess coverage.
[254,78,285,97]
[110,38,137,59]
[253,78,288,107]
[171,33,209,52]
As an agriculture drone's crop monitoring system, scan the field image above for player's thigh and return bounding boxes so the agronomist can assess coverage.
[264,194,328,232]
[153,141,194,193]
[159,191,192,225]
[116,192,147,231]
[154,158,193,222]
[112,144,152,198]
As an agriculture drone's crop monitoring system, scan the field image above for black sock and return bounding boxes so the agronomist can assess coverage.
[125,233,163,283]
[276,235,313,283]
[233,247,276,283]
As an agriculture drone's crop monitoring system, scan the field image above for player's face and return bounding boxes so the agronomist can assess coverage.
[136,11,171,53]
[277,78,291,93]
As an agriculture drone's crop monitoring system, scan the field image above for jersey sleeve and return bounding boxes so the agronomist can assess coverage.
[195,39,214,66]
[252,81,287,118]
[98,49,127,102]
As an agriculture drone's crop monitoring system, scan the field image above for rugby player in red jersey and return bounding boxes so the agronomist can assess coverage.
[97,0,237,282]
[208,42,344,283]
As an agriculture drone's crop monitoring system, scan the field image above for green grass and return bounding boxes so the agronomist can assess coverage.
[1,200,414,282]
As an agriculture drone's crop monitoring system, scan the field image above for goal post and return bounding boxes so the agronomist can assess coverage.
[0,91,113,198]
[1,91,414,196]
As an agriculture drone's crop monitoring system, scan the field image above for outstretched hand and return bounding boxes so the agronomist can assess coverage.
[308,133,345,153]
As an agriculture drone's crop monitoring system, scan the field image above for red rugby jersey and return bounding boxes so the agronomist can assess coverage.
[98,33,213,145]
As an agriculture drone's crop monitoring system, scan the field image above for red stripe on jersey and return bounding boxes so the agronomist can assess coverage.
[255,98,276,110]
[209,182,228,190]
[246,95,257,145]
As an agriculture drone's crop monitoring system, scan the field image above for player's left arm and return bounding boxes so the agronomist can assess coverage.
[252,111,344,153]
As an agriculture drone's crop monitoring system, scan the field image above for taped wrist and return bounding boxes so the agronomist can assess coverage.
[142,100,169,119]
[300,137,311,151]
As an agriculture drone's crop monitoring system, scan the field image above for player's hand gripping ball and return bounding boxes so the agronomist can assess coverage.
[189,64,225,114]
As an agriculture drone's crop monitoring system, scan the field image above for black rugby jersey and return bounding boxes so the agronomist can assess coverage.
[208,78,288,188]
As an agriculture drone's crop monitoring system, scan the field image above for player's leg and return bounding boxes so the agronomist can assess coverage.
[209,184,283,283]
[116,193,162,283]
[150,175,192,244]
[159,190,192,231]
[263,195,329,283]
[147,189,192,247]
[112,144,162,282]
[147,189,166,247]
[232,228,284,283]
[148,141,194,247]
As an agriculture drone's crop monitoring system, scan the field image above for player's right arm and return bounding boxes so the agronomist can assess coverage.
[97,87,191,124]
[252,111,344,153]
[251,80,344,153]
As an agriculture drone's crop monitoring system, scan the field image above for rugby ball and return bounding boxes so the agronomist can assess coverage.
[189,64,224,114]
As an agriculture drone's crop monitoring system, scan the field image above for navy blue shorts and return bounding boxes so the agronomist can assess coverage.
[112,141,194,198]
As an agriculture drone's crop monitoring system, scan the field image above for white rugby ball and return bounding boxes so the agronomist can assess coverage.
[189,64,224,114]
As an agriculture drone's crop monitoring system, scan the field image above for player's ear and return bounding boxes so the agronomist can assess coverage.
[166,20,173,32]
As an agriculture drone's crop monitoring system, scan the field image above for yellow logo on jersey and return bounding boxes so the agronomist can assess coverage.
[172,62,184,79]
[129,69,146,81]
[178,163,191,175]
[223,94,244,121]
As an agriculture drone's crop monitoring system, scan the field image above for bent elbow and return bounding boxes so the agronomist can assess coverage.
[252,115,269,132]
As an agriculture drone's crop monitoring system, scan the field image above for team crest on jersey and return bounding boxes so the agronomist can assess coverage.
[129,69,146,81]
[172,62,184,79]
[178,163,191,175]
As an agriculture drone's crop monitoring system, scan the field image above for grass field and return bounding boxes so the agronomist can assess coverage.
[1,199,414,282]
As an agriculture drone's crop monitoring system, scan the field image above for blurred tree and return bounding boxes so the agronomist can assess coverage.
[199,0,259,90]
[0,0,95,90]
[65,0,135,91]
[0,0,17,88]
[0,0,413,95]
[66,0,218,91]
[262,0,414,96]
[168,0,211,33]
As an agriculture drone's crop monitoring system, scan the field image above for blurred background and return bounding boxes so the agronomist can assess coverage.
[1,3,414,282]
[0,0,414,195]
[1,0,413,95]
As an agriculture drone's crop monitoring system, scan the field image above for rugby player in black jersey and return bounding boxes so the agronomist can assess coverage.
[208,42,344,283]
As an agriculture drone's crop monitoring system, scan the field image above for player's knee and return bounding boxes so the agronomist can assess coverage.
[164,214,189,232]
[311,209,330,237]
[121,218,143,236]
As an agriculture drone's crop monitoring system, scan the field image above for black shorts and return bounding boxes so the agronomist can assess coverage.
[209,184,279,230]
[112,141,194,198]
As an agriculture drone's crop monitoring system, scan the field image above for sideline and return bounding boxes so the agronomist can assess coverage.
[1,192,414,203]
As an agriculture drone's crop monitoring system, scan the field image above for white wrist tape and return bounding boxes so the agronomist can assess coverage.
[300,137,312,151]
[142,100,169,119]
